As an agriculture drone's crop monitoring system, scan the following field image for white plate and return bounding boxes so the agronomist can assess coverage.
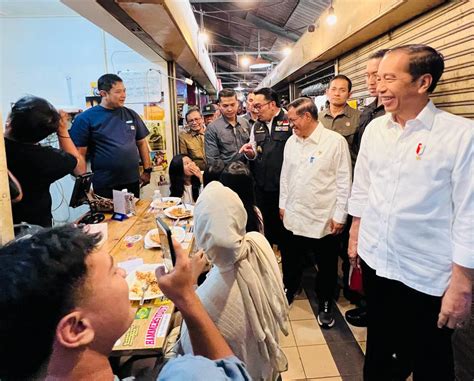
[144,228,161,249]
[151,197,181,209]
[164,204,194,220]
[126,264,164,300]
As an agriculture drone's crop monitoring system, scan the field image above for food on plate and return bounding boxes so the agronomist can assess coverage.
[161,200,178,208]
[150,233,161,244]
[130,270,161,298]
[169,207,192,218]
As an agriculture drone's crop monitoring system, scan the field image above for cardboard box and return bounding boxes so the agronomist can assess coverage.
[112,297,174,356]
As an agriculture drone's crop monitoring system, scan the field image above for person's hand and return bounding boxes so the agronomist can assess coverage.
[279,208,285,221]
[190,164,203,181]
[348,218,360,269]
[140,171,151,187]
[57,110,69,135]
[156,240,195,306]
[437,266,472,329]
[191,249,208,283]
[239,143,255,158]
[330,219,344,235]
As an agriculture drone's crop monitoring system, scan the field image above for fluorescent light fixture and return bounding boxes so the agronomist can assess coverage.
[184,78,194,86]
[249,56,271,70]
[234,82,244,91]
[327,5,337,25]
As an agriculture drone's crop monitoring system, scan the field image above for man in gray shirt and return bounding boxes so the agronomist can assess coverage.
[205,89,250,166]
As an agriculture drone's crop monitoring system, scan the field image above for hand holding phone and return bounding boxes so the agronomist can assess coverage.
[156,217,176,271]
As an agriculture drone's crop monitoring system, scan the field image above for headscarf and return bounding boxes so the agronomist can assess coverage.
[192,181,289,376]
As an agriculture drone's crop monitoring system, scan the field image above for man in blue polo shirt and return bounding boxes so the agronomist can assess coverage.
[70,74,152,198]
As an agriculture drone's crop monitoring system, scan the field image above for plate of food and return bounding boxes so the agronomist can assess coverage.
[151,197,181,209]
[164,204,194,220]
[126,264,164,300]
[144,228,161,249]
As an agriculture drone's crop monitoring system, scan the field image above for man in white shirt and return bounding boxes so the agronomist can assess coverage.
[348,44,473,380]
[279,97,352,327]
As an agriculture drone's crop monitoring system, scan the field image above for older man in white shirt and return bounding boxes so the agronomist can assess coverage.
[279,97,352,328]
[348,44,473,380]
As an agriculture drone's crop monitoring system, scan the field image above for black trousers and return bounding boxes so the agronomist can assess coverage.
[362,260,454,381]
[282,232,339,304]
[94,181,140,199]
[254,187,285,247]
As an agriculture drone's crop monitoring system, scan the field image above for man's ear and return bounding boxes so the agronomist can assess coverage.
[99,89,107,98]
[56,311,94,349]
[417,74,433,94]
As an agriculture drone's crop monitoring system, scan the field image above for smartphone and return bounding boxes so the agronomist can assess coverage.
[156,217,176,271]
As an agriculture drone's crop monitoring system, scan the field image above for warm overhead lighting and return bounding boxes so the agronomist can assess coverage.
[282,47,292,56]
[199,29,209,43]
[326,5,337,25]
[241,56,250,67]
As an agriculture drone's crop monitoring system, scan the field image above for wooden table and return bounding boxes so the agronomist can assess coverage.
[101,200,193,356]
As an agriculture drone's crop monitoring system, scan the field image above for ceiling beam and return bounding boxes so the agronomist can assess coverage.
[216,71,268,75]
[209,51,284,56]
[245,13,299,41]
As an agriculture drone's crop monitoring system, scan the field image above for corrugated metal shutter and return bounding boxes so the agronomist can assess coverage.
[338,0,473,119]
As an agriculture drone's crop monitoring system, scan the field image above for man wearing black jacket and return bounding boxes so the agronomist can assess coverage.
[240,88,292,251]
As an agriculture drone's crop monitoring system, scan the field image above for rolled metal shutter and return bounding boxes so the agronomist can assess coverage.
[338,0,473,119]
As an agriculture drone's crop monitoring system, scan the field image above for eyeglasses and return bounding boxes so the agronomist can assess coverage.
[187,117,202,124]
[253,101,271,111]
[288,114,303,125]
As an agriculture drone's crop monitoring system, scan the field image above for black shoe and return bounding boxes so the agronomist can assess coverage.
[345,306,367,327]
[317,300,335,329]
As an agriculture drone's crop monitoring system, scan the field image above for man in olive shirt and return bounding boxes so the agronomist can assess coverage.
[179,107,206,170]
[319,75,361,168]
[319,74,361,305]
[205,89,250,166]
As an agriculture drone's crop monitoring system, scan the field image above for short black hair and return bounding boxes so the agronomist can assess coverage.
[388,44,444,93]
[254,87,280,107]
[203,160,225,187]
[329,74,353,92]
[368,49,389,60]
[98,73,123,92]
[8,95,60,143]
[287,97,319,121]
[0,225,101,379]
[218,89,237,103]
[220,161,262,233]
[185,106,202,121]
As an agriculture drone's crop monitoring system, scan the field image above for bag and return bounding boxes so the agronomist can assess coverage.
[349,266,364,294]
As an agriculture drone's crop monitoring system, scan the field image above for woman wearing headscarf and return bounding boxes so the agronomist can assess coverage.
[179,181,289,381]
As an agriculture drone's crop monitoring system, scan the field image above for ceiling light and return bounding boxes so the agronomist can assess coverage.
[249,29,272,70]
[326,5,337,25]
[234,82,244,91]
[184,78,194,86]
[199,29,209,43]
[241,56,250,67]
[282,47,292,56]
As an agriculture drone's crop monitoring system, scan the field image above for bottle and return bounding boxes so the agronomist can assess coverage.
[153,189,162,202]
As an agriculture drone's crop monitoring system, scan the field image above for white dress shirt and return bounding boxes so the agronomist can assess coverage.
[349,101,474,297]
[280,124,352,239]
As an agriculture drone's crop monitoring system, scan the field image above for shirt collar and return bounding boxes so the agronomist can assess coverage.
[295,122,323,144]
[222,115,239,128]
[387,100,436,130]
[267,108,282,127]
[322,103,352,119]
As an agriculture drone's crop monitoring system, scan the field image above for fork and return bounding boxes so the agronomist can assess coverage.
[139,283,150,306]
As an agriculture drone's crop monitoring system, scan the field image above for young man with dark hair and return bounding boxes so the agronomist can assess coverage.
[70,73,152,198]
[0,226,251,380]
[240,87,292,254]
[179,107,206,170]
[242,91,258,125]
[280,97,352,327]
[348,44,473,379]
[5,95,85,227]
[204,89,250,166]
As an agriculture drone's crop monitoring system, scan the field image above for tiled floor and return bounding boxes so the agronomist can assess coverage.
[279,285,366,380]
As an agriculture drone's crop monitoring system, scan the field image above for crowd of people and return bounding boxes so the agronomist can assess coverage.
[1,43,472,381]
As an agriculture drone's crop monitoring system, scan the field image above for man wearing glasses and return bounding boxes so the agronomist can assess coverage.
[179,107,206,170]
[205,89,250,166]
[240,88,292,255]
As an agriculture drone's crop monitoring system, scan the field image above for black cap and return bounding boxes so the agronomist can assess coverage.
[202,103,218,116]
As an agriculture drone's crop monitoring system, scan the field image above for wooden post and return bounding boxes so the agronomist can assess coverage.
[0,112,14,244]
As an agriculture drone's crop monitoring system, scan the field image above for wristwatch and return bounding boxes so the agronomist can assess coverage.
[143,167,153,174]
